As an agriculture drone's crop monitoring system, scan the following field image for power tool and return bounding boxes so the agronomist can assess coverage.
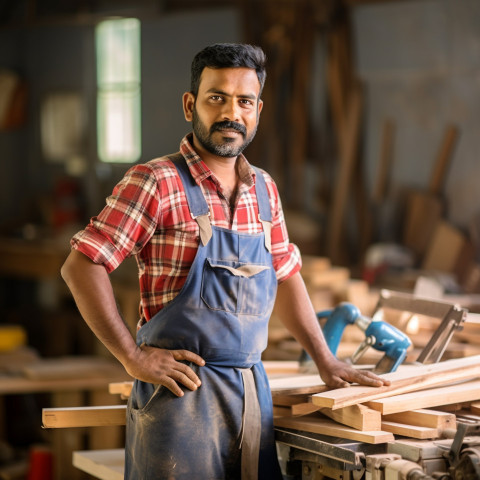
[300,302,412,373]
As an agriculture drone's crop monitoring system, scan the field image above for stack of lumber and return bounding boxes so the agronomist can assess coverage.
[271,355,480,444]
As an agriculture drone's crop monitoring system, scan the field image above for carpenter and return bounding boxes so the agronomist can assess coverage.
[61,43,389,479]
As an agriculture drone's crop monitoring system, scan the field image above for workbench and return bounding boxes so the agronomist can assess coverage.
[0,354,131,480]
[48,355,480,480]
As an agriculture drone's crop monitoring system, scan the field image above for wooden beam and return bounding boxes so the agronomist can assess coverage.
[311,355,480,410]
[366,379,480,415]
[43,405,127,428]
[274,414,394,444]
[319,404,381,431]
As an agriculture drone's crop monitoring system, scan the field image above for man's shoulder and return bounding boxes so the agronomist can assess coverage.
[144,154,180,171]
[127,154,181,181]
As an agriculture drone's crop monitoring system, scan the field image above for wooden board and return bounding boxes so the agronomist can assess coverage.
[318,404,381,431]
[470,401,480,415]
[366,379,480,415]
[403,125,459,259]
[382,409,455,429]
[73,449,124,480]
[269,374,328,396]
[274,413,394,444]
[43,405,127,428]
[22,356,127,381]
[263,361,300,375]
[380,421,438,439]
[272,393,311,406]
[422,221,466,273]
[311,355,480,410]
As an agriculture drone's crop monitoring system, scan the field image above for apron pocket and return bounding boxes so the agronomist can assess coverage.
[201,258,271,316]
[129,381,164,412]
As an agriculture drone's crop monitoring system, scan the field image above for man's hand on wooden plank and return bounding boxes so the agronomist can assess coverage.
[317,357,391,389]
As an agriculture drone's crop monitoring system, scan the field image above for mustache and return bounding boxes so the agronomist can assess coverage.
[210,121,246,136]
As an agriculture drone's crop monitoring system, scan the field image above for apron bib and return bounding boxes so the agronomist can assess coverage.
[124,156,282,480]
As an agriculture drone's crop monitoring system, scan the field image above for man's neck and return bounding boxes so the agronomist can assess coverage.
[191,136,239,191]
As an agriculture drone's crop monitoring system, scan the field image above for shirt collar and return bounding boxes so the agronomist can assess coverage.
[179,133,256,190]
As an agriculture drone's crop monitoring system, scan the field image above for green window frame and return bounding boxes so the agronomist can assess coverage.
[95,18,141,163]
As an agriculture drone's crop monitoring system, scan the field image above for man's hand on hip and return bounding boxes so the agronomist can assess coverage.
[126,345,205,397]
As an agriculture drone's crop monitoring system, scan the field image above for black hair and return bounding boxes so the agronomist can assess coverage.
[190,43,267,97]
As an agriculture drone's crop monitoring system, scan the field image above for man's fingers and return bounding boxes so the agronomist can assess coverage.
[172,349,205,366]
[160,377,185,397]
[355,369,390,386]
[170,369,201,391]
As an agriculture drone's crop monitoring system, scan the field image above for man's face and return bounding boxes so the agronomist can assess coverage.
[183,67,263,159]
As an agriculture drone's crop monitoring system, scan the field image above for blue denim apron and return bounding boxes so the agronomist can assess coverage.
[124,156,282,480]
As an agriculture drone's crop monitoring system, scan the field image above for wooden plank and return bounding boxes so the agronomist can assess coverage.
[403,125,459,259]
[311,355,480,410]
[428,125,459,195]
[422,221,466,273]
[109,382,133,398]
[366,379,480,415]
[318,404,381,431]
[43,405,127,428]
[275,400,382,431]
[274,414,394,444]
[272,394,311,406]
[22,356,126,381]
[270,374,328,397]
[73,449,124,480]
[470,401,480,415]
[273,406,291,417]
[380,421,438,439]
[382,409,455,429]
[291,402,322,416]
[263,361,300,375]
[327,83,363,264]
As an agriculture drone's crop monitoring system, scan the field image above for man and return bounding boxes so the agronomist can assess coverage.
[61,43,389,479]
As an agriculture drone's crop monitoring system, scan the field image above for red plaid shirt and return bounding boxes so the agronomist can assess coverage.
[72,134,301,322]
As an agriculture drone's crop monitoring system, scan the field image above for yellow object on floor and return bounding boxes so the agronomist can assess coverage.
[0,325,27,352]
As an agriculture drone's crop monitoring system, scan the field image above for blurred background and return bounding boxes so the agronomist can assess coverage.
[0,0,480,478]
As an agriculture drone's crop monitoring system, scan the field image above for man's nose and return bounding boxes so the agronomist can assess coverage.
[221,99,240,122]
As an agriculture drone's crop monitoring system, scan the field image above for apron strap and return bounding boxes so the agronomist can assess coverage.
[172,156,273,251]
[240,368,261,480]
[171,154,212,246]
[252,167,272,253]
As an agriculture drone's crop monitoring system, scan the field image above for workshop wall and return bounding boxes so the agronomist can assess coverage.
[0,7,241,230]
[0,0,479,253]
[353,0,480,233]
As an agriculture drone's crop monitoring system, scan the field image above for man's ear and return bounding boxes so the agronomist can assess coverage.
[183,92,195,122]
[257,99,264,117]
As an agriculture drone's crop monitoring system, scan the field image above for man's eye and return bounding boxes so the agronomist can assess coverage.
[240,99,254,106]
[210,95,223,102]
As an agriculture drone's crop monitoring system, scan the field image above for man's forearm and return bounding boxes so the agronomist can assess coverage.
[61,249,138,366]
[274,271,334,366]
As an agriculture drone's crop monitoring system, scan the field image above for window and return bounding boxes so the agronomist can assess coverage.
[96,18,141,163]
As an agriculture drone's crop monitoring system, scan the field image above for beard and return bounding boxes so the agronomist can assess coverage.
[192,106,258,158]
